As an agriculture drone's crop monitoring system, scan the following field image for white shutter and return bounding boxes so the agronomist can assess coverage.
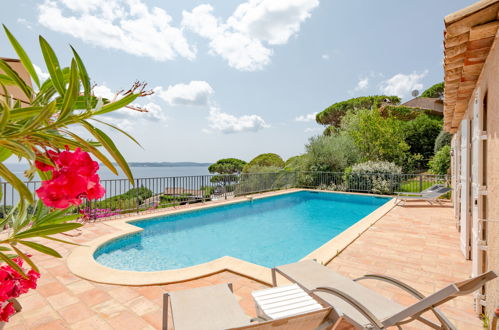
[451,135,459,220]
[460,119,470,259]
[471,90,483,278]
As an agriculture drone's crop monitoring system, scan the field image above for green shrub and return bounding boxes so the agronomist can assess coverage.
[316,95,400,128]
[421,82,444,98]
[243,153,284,172]
[94,187,153,210]
[303,134,360,172]
[235,170,289,195]
[208,158,246,174]
[403,114,442,160]
[428,145,451,175]
[342,109,409,166]
[434,130,452,154]
[346,161,402,194]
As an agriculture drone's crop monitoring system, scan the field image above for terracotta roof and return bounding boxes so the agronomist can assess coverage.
[401,97,444,113]
[443,0,499,133]
[0,57,33,105]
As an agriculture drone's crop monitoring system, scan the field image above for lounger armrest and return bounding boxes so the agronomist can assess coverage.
[354,274,455,329]
[395,192,424,196]
[311,287,384,329]
[354,274,425,299]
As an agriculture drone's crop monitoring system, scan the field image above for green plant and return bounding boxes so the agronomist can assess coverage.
[208,158,246,175]
[403,114,442,160]
[284,155,306,171]
[342,109,409,165]
[243,153,284,172]
[94,187,153,210]
[316,95,400,128]
[421,82,444,98]
[434,130,452,154]
[302,134,360,172]
[346,161,402,194]
[0,26,145,274]
[428,145,451,175]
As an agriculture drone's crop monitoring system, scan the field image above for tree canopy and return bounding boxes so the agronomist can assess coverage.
[316,95,401,128]
[421,82,444,98]
[403,114,442,160]
[434,130,452,154]
[243,153,284,172]
[341,109,409,166]
[208,158,246,174]
[302,135,360,172]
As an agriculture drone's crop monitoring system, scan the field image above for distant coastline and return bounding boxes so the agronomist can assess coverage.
[123,162,211,167]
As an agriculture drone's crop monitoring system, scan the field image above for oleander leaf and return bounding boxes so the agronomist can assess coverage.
[59,59,79,121]
[0,59,33,100]
[39,36,65,96]
[93,93,138,115]
[81,121,134,183]
[3,25,40,88]
[0,252,26,277]
[70,46,91,107]
[10,245,39,273]
[17,240,62,258]
[0,163,33,203]
[14,223,82,239]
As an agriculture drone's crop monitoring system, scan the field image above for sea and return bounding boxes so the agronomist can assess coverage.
[4,163,210,182]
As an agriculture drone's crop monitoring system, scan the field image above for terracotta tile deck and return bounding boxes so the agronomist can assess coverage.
[5,200,482,329]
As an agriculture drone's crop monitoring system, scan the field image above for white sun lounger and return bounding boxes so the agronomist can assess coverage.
[395,186,451,205]
[273,260,497,329]
[162,282,334,330]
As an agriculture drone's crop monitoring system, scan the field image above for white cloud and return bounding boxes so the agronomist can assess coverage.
[206,106,269,134]
[157,81,214,106]
[228,0,319,45]
[182,0,319,71]
[380,71,428,98]
[349,77,369,95]
[37,0,195,61]
[321,54,329,60]
[295,112,317,122]
[93,84,116,100]
[33,64,50,82]
[17,18,33,29]
[355,77,369,90]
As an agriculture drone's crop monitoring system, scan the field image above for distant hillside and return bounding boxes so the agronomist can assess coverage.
[126,162,212,167]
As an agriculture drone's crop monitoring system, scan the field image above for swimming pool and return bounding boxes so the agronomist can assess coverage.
[94,191,390,271]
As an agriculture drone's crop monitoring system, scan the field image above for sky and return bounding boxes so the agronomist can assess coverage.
[2,0,476,163]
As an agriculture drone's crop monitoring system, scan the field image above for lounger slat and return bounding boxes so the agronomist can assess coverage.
[267,304,323,319]
[261,297,321,311]
[251,284,302,297]
[258,294,312,308]
[256,291,309,303]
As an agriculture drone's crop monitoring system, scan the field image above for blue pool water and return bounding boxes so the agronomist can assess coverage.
[94,191,390,271]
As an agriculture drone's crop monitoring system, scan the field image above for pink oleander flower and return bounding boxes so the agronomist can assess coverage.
[35,147,105,208]
[0,257,40,322]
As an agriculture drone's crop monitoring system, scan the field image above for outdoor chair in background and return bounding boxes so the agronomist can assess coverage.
[395,185,451,205]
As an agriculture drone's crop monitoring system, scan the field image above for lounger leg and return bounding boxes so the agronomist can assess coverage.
[272,268,277,287]
[163,293,170,330]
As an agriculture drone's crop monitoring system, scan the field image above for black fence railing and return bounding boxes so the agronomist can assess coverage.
[0,171,449,220]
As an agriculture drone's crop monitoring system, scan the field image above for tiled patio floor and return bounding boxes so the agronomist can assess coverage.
[4,199,482,329]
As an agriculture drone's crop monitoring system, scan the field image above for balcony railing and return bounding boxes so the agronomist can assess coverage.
[0,171,449,220]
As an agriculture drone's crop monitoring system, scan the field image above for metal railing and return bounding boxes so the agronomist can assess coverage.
[0,171,449,220]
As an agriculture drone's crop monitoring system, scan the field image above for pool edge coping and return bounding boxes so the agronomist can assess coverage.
[67,189,396,286]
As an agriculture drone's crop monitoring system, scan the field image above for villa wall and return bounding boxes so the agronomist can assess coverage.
[455,32,499,319]
[478,35,499,320]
